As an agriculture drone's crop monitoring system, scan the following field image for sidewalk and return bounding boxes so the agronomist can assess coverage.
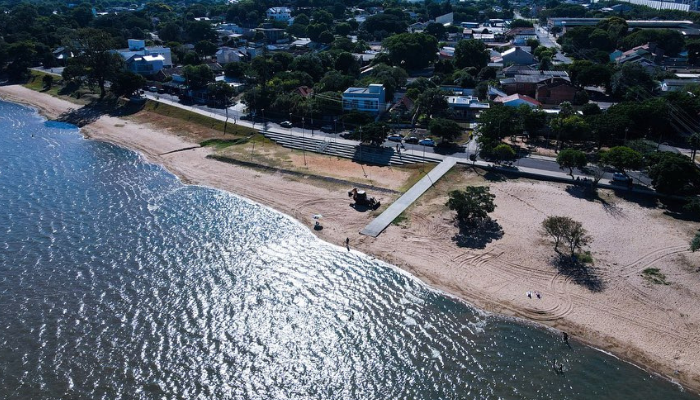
[139,95,659,195]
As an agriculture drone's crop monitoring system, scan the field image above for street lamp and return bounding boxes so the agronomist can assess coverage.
[289,112,293,134]
[261,108,265,134]
[302,117,307,166]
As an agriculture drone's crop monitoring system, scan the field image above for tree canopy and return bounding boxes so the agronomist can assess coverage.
[647,152,700,195]
[429,118,462,142]
[541,216,591,257]
[556,149,588,178]
[446,186,496,225]
[382,33,438,70]
[599,146,643,173]
[454,39,489,71]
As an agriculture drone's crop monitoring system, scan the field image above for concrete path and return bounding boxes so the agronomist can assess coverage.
[360,157,458,237]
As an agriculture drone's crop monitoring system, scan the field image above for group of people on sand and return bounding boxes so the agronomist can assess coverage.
[526,291,542,299]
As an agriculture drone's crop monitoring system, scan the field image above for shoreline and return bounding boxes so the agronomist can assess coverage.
[3,86,700,395]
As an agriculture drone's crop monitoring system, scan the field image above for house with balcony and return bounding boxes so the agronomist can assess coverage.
[342,84,386,114]
[266,7,292,23]
[115,39,172,76]
[446,95,490,120]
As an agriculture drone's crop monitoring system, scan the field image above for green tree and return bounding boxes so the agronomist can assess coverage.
[424,22,447,40]
[183,64,214,90]
[42,74,54,89]
[207,81,235,107]
[541,216,591,256]
[510,19,533,28]
[66,29,124,99]
[599,146,643,174]
[195,40,218,58]
[556,148,587,178]
[110,71,145,98]
[454,39,489,70]
[224,62,249,79]
[647,152,700,195]
[446,186,496,225]
[429,118,462,142]
[416,87,449,118]
[382,33,438,70]
[493,144,516,163]
[691,231,700,252]
[358,122,390,146]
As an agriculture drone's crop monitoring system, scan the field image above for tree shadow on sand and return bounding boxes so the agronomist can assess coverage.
[55,98,145,127]
[452,217,504,249]
[550,253,604,292]
[564,185,625,218]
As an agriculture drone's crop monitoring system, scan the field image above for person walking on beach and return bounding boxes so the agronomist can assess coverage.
[563,331,571,348]
[345,237,350,251]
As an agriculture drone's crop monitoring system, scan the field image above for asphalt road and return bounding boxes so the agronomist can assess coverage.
[142,93,653,186]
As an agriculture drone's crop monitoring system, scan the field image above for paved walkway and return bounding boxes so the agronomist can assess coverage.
[360,157,458,237]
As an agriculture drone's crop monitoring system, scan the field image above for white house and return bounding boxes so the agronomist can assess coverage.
[342,84,386,114]
[216,47,247,64]
[115,39,172,76]
[266,7,292,22]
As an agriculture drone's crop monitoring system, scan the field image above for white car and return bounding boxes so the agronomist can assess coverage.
[280,121,293,128]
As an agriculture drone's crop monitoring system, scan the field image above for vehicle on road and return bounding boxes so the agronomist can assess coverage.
[280,121,293,128]
[148,86,158,92]
[321,125,334,132]
[612,172,632,183]
[405,136,419,144]
[387,135,403,142]
[419,138,436,147]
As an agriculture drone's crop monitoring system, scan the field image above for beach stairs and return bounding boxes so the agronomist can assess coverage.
[262,131,436,166]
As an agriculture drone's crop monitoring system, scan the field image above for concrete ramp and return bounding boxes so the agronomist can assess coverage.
[360,157,458,237]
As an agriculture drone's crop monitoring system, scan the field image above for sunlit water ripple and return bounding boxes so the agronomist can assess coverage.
[0,100,695,399]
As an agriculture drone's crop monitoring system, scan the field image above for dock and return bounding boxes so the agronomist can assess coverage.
[360,157,458,237]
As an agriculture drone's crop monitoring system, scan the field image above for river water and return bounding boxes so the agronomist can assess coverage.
[0,100,695,399]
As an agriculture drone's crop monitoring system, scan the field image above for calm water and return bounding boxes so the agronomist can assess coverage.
[0,100,695,399]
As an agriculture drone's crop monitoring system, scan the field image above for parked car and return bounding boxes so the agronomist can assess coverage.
[280,121,293,128]
[612,172,632,183]
[419,138,436,147]
[405,136,419,144]
[148,86,158,92]
[387,135,403,142]
[321,125,334,132]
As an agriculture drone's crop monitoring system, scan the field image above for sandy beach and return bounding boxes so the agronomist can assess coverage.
[3,85,700,393]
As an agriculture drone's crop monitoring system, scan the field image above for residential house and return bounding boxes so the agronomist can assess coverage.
[254,25,286,43]
[612,42,664,65]
[115,39,172,76]
[439,46,455,60]
[500,73,571,97]
[297,86,314,98]
[389,95,415,120]
[266,7,292,23]
[446,95,490,120]
[216,47,247,64]
[493,93,541,108]
[52,47,73,65]
[506,27,537,45]
[535,78,578,105]
[342,84,386,114]
[501,64,536,77]
[495,47,536,66]
[409,22,428,32]
[217,23,251,35]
